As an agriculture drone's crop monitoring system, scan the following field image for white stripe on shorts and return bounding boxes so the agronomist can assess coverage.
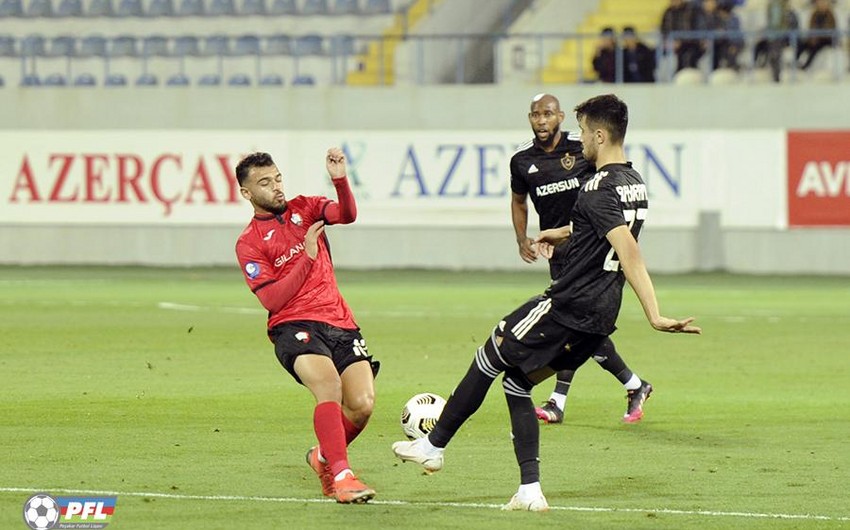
[511,298,552,340]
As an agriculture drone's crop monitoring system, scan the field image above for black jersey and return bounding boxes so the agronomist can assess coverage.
[509,131,593,232]
[547,162,649,335]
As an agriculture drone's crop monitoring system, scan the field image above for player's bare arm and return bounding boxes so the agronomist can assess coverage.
[607,225,701,334]
[326,147,347,179]
[511,191,537,263]
[533,225,572,260]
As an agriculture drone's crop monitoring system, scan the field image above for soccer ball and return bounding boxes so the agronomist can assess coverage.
[400,392,446,440]
[23,494,59,530]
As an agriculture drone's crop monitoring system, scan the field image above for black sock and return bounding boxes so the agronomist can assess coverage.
[594,337,633,385]
[553,370,575,396]
[504,370,539,484]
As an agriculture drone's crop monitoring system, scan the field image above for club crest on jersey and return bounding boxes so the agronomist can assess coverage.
[560,153,575,171]
[291,213,303,226]
[295,331,310,343]
[244,262,261,279]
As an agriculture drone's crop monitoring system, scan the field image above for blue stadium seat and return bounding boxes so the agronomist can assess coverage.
[0,0,24,16]
[330,34,355,55]
[79,35,107,56]
[0,36,15,56]
[48,35,76,56]
[55,0,82,16]
[362,0,389,14]
[267,0,294,15]
[116,0,143,16]
[201,34,230,55]
[293,34,324,56]
[232,35,260,56]
[44,73,67,86]
[104,73,127,86]
[166,73,190,85]
[239,0,264,15]
[301,0,326,15]
[264,34,291,55]
[176,0,203,15]
[142,35,170,56]
[25,0,53,16]
[135,73,158,85]
[21,74,41,86]
[259,73,283,85]
[146,0,173,15]
[208,0,234,15]
[291,74,315,85]
[198,73,221,85]
[174,35,200,56]
[228,73,251,86]
[109,35,138,56]
[73,73,97,86]
[332,0,358,15]
[21,35,47,56]
[86,0,113,16]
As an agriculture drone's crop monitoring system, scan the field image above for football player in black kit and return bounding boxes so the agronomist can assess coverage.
[393,94,700,511]
[510,93,653,425]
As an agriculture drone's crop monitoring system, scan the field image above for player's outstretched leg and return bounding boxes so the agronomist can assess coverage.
[391,436,444,473]
[535,371,571,424]
[591,337,653,422]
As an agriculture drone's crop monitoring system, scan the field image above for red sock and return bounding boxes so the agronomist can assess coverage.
[313,401,350,478]
[342,414,366,445]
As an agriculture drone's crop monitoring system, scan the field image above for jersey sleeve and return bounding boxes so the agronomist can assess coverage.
[298,195,332,225]
[509,155,528,195]
[584,184,627,239]
[235,237,277,293]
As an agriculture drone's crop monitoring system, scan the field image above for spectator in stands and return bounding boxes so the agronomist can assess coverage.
[661,0,702,71]
[796,0,836,70]
[622,27,656,82]
[696,0,743,70]
[718,5,744,69]
[754,0,799,81]
[592,27,617,83]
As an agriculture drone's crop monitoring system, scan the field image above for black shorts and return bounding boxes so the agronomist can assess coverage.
[496,295,605,375]
[269,321,372,385]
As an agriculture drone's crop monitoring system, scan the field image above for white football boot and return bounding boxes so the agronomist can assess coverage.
[391,437,444,473]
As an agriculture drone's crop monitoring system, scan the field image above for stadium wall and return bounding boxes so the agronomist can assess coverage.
[2,84,850,274]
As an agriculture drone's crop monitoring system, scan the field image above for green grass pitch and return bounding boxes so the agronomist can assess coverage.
[1,266,849,529]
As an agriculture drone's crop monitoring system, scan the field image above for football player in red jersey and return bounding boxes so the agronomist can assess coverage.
[235,147,376,504]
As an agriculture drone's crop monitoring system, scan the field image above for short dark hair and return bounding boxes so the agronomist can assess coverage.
[235,152,275,186]
[574,94,629,144]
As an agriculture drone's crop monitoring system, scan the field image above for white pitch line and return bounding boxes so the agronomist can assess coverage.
[1,487,847,522]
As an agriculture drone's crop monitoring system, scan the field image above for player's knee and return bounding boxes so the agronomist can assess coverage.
[345,393,375,425]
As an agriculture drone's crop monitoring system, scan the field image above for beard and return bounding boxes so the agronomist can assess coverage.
[256,196,287,215]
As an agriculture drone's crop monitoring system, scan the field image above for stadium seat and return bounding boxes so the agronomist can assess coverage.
[79,35,107,56]
[208,0,234,15]
[135,73,158,85]
[264,34,291,55]
[201,34,230,55]
[291,74,315,85]
[104,73,127,85]
[709,68,739,85]
[268,0,295,14]
[332,0,358,15]
[55,0,82,16]
[301,0,327,14]
[86,0,113,16]
[73,72,97,86]
[0,0,24,16]
[673,67,703,85]
[228,73,251,86]
[330,34,356,55]
[44,73,67,86]
[109,35,138,56]
[48,35,76,56]
[116,0,143,16]
[142,35,170,56]
[259,73,283,85]
[24,0,53,17]
[239,0,264,15]
[176,0,203,15]
[232,35,260,56]
[174,35,200,56]
[147,0,173,15]
[198,73,221,85]
[21,74,41,86]
[293,34,324,56]
[362,0,389,14]
[0,36,15,56]
[166,73,190,85]
[21,35,47,57]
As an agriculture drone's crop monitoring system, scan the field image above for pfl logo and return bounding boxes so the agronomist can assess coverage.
[23,494,117,530]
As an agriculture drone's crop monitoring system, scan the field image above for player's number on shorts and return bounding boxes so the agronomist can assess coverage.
[603,208,647,272]
[352,338,369,357]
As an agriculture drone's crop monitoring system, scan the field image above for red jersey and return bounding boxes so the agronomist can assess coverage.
[235,194,357,332]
